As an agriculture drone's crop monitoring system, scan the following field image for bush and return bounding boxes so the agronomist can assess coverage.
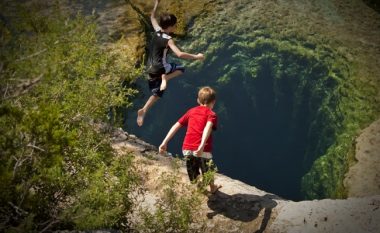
[0,2,141,231]
[134,159,204,233]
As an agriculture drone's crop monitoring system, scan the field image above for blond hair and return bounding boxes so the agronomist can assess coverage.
[198,86,216,105]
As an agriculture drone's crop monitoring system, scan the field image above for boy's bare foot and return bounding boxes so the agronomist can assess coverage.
[137,109,145,126]
[160,75,167,91]
[210,184,222,194]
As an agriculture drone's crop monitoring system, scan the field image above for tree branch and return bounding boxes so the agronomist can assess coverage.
[7,202,28,216]
[39,219,60,233]
[16,48,48,61]
[3,74,43,100]
[27,143,45,152]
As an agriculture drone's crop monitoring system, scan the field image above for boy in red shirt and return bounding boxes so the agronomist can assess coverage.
[159,86,221,193]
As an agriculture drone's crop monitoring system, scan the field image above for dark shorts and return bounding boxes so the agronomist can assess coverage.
[148,75,164,97]
[163,63,185,74]
[147,63,185,98]
[185,156,216,182]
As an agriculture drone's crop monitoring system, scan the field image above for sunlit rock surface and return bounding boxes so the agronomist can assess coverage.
[344,119,380,197]
[112,128,380,233]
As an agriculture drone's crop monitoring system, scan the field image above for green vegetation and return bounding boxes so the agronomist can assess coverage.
[195,160,218,194]
[0,2,141,231]
[134,159,205,233]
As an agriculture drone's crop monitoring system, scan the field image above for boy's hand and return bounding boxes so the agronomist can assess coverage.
[194,145,205,157]
[159,143,167,154]
[196,53,205,60]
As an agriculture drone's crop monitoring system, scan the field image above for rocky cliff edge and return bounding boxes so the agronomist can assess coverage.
[111,128,380,233]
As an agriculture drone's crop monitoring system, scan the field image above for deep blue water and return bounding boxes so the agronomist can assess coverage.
[124,60,313,201]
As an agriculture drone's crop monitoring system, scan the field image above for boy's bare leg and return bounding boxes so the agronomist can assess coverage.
[160,74,168,91]
[137,95,159,126]
[160,70,184,91]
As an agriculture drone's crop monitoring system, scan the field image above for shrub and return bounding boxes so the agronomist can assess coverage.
[134,159,204,233]
[0,2,141,231]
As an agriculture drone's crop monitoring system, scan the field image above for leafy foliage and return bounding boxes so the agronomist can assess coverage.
[0,2,142,231]
[135,159,204,233]
[195,160,218,194]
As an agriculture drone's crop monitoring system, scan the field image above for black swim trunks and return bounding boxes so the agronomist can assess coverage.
[185,156,216,182]
[148,74,164,97]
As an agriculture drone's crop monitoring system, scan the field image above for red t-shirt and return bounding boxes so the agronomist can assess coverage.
[177,105,217,152]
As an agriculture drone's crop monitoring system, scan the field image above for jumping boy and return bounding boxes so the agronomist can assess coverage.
[137,0,205,126]
[159,86,222,193]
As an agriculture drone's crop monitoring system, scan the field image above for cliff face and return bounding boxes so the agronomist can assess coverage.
[112,129,380,233]
[344,119,380,197]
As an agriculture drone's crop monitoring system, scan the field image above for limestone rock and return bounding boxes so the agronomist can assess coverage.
[344,119,380,197]
[113,127,380,233]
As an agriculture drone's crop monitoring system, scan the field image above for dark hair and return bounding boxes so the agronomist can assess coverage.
[198,86,216,105]
[159,13,177,29]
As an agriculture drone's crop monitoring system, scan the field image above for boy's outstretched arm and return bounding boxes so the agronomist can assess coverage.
[159,122,182,154]
[168,39,205,60]
[151,0,161,31]
[194,121,213,156]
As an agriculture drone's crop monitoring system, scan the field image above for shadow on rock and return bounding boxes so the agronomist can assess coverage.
[207,191,279,232]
